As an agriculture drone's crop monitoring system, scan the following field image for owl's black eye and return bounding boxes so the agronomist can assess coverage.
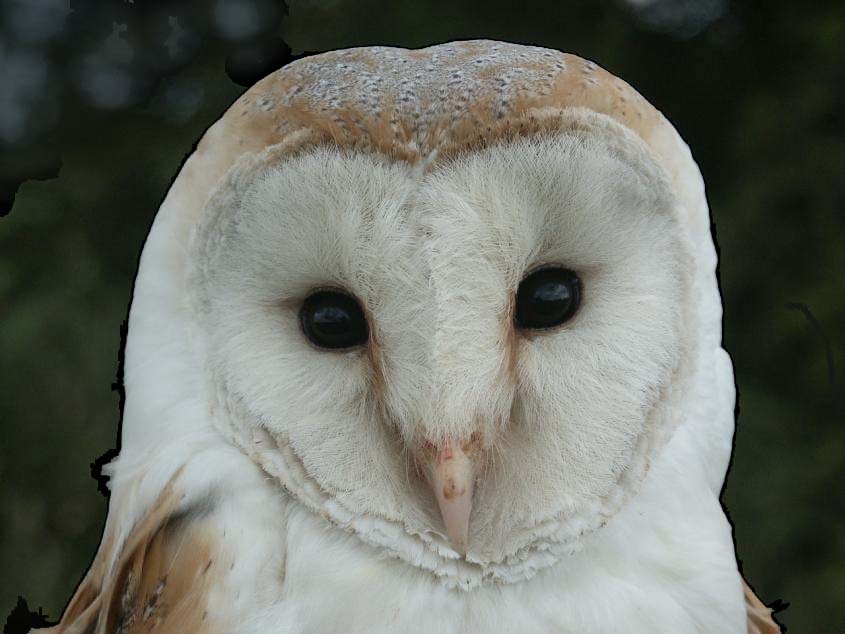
[300,290,369,349]
[514,267,581,330]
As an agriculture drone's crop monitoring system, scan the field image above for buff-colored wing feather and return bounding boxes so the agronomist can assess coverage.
[42,474,228,633]
[744,579,782,634]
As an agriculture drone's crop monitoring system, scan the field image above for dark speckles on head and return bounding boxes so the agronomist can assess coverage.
[222,40,669,176]
[256,95,274,111]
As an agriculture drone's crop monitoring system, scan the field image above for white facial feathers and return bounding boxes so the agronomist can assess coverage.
[189,116,697,580]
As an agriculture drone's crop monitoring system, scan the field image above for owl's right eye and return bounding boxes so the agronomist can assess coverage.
[299,290,369,350]
[514,266,581,330]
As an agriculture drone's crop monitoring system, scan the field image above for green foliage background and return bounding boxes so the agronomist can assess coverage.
[1,1,842,631]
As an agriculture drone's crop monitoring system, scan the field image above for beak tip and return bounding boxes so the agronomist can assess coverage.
[443,517,469,556]
[454,538,468,558]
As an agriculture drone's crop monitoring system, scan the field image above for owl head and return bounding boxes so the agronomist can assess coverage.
[114,41,732,588]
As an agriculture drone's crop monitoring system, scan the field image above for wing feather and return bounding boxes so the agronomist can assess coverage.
[41,473,229,633]
[744,579,782,634]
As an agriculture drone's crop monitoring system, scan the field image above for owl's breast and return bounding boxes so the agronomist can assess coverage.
[235,490,745,634]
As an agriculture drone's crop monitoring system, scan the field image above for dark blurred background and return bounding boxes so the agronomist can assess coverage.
[1,0,842,631]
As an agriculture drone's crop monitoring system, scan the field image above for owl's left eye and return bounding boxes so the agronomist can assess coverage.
[299,290,369,349]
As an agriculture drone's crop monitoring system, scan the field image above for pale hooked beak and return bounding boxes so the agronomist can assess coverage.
[422,437,483,556]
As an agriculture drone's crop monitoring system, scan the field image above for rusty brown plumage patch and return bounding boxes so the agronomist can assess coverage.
[41,471,229,634]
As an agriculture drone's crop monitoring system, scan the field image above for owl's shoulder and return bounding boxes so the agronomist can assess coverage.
[40,450,289,633]
[39,472,232,632]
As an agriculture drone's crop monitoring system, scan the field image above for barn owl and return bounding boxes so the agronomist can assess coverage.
[43,41,780,633]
